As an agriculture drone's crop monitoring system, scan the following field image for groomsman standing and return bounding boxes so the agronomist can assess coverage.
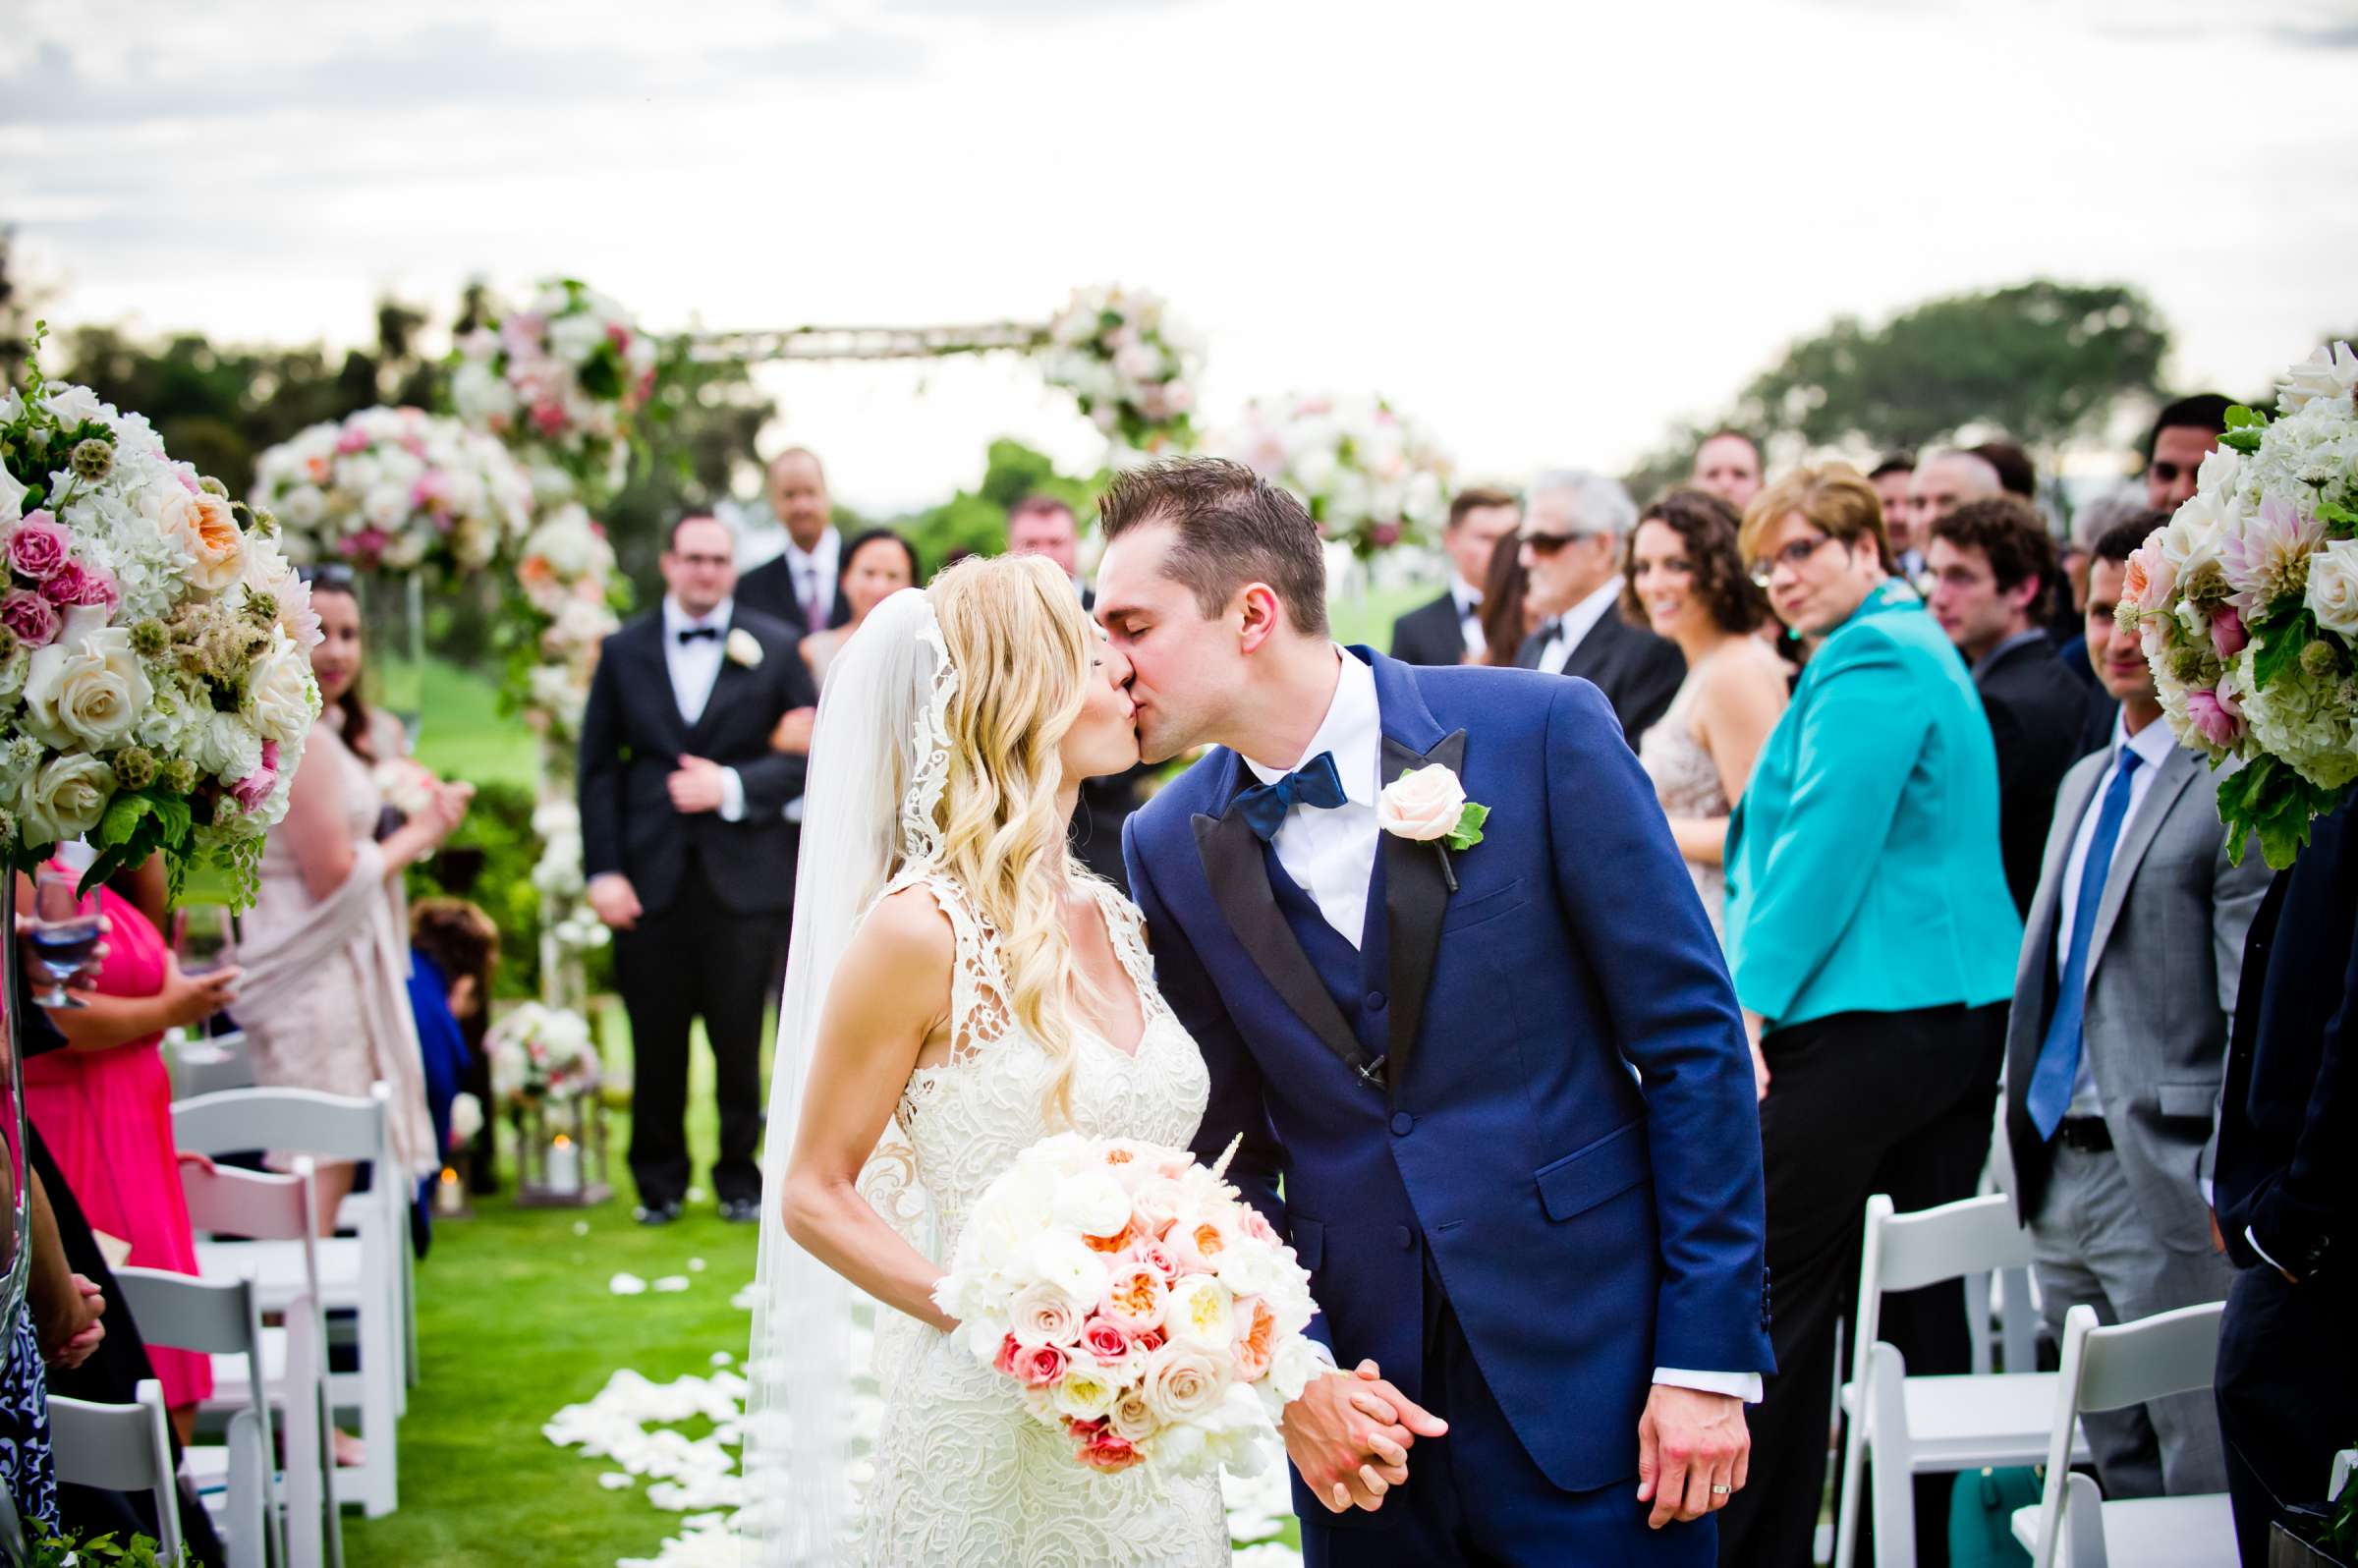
[580,517,816,1224]
[737,447,851,639]
[2001,520,2268,1500]
[1387,485,1519,665]
[1513,469,1685,745]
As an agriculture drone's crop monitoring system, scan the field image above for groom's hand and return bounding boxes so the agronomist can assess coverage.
[1281,1360,1446,1513]
[1636,1385,1749,1529]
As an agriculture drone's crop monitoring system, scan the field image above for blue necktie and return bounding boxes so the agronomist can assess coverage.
[1232,752,1347,843]
[2027,749,2145,1139]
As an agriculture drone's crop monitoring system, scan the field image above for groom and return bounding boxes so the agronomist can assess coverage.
[1105,460,1771,1565]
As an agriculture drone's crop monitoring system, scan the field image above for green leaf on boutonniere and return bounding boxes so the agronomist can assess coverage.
[1445,801,1488,854]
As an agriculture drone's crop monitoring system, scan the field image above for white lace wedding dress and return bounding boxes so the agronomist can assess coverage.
[851,868,1229,1567]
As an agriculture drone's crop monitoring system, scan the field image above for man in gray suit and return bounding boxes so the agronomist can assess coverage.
[2000,520,2271,1497]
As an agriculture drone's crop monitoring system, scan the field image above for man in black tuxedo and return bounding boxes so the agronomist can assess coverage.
[1927,496,2093,916]
[1511,468,1685,744]
[580,515,817,1224]
[1007,492,1148,889]
[1389,484,1521,666]
[2212,798,2358,1565]
[736,447,851,639]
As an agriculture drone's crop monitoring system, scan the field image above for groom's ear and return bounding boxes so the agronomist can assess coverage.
[1235,581,1284,654]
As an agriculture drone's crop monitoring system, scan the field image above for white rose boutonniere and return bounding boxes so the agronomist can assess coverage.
[1376,764,1488,891]
[724,628,763,669]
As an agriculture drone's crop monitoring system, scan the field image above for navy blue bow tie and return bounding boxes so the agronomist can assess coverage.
[1231,751,1348,842]
[676,625,721,644]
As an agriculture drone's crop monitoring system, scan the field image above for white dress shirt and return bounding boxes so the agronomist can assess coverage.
[1534,577,1626,674]
[1450,575,1486,658]
[660,595,746,822]
[781,526,842,631]
[1239,646,1760,1403]
[2051,713,2175,1114]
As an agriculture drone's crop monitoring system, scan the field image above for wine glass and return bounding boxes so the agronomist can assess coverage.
[172,904,235,978]
[28,871,102,1010]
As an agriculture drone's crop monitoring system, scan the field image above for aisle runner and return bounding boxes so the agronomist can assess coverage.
[544,1273,1303,1567]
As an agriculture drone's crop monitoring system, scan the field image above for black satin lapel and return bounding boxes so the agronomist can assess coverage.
[1379,729,1464,1100]
[1191,811,1370,1075]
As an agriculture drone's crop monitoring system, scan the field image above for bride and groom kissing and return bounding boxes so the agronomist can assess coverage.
[748,457,1772,1567]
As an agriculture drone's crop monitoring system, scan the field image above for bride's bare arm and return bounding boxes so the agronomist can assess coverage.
[780,887,961,1333]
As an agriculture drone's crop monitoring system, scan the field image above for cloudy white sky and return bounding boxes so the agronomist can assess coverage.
[5,0,2355,513]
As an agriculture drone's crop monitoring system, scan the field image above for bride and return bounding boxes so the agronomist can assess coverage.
[742,555,1231,1565]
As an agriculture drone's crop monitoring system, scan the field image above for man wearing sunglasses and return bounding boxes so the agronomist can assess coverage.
[2143,394,2232,515]
[1512,470,1685,746]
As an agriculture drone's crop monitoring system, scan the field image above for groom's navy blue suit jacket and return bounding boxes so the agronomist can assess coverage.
[1124,649,1772,1495]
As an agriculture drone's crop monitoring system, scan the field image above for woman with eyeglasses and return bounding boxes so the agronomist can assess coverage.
[236,567,473,1245]
[1715,464,2021,1568]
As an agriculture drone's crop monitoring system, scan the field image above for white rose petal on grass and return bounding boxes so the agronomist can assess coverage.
[653,1276,691,1294]
[1376,765,1466,842]
[572,1221,590,1237]
[687,1258,706,1272]
[609,1272,648,1296]
[599,1473,636,1491]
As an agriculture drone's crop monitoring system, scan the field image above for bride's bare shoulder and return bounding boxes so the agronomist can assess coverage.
[854,883,960,970]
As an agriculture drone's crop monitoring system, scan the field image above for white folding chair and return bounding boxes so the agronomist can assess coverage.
[1835,1193,2090,1568]
[174,1085,404,1517]
[116,1266,277,1568]
[168,1027,256,1100]
[2010,1301,2235,1568]
[47,1380,182,1566]
[184,1158,344,1568]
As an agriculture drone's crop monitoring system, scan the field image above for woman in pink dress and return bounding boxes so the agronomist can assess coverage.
[21,855,241,1439]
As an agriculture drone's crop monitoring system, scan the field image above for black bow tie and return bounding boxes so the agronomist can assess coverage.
[676,626,721,644]
[1540,618,1564,641]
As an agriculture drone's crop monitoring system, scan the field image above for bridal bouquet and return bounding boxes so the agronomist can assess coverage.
[452,278,658,499]
[1215,393,1451,557]
[2118,341,2358,868]
[252,406,533,576]
[933,1133,1323,1479]
[487,1001,603,1108]
[1040,283,1201,454]
[0,352,321,900]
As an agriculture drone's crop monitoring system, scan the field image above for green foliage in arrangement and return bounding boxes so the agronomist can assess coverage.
[899,438,1104,575]
[28,1529,184,1566]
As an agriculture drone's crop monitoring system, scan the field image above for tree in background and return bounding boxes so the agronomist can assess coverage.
[899,436,1102,573]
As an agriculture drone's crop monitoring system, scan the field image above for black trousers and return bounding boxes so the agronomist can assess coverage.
[2217,1263,2358,1565]
[613,854,783,1208]
[1716,1002,2008,1568]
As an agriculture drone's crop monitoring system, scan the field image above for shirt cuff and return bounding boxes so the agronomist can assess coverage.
[2244,1224,2290,1277]
[718,767,746,823]
[1654,1368,1764,1404]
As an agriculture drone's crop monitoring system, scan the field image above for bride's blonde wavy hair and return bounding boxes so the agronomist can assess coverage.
[921,552,1100,1123]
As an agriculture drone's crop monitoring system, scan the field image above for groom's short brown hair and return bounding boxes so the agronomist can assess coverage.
[1096,458,1328,637]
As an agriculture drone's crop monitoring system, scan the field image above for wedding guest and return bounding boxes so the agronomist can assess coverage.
[1689,429,1765,513]
[1477,528,1542,669]
[796,528,920,692]
[240,566,469,1234]
[1389,484,1519,665]
[1622,489,1789,938]
[1908,448,2003,547]
[1514,469,1686,744]
[2001,519,2268,1502]
[2054,488,2151,691]
[737,447,851,638]
[2213,794,2358,1564]
[1971,437,2038,499]
[2144,393,2232,513]
[580,516,814,1224]
[1870,453,1919,576]
[1720,463,2020,1568]
[413,898,500,1194]
[23,853,234,1438]
[1927,496,2091,917]
[1006,494,1090,602]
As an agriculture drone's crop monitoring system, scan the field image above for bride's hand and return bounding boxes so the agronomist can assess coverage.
[1279,1359,1444,1512]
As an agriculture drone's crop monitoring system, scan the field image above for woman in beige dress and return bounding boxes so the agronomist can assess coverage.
[237,566,472,1234]
[1624,489,1790,939]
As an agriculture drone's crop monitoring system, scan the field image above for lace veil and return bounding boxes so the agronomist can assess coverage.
[741,587,957,1563]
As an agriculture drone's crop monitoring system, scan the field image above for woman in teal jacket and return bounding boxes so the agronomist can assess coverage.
[1717,463,2022,1567]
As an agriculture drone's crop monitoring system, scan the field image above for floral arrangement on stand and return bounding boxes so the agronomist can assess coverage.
[0,344,322,899]
[2118,341,2358,868]
[487,999,603,1112]
[1214,393,1451,557]
[1040,284,1201,458]
[452,277,658,503]
[933,1133,1322,1479]
[250,405,533,576]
